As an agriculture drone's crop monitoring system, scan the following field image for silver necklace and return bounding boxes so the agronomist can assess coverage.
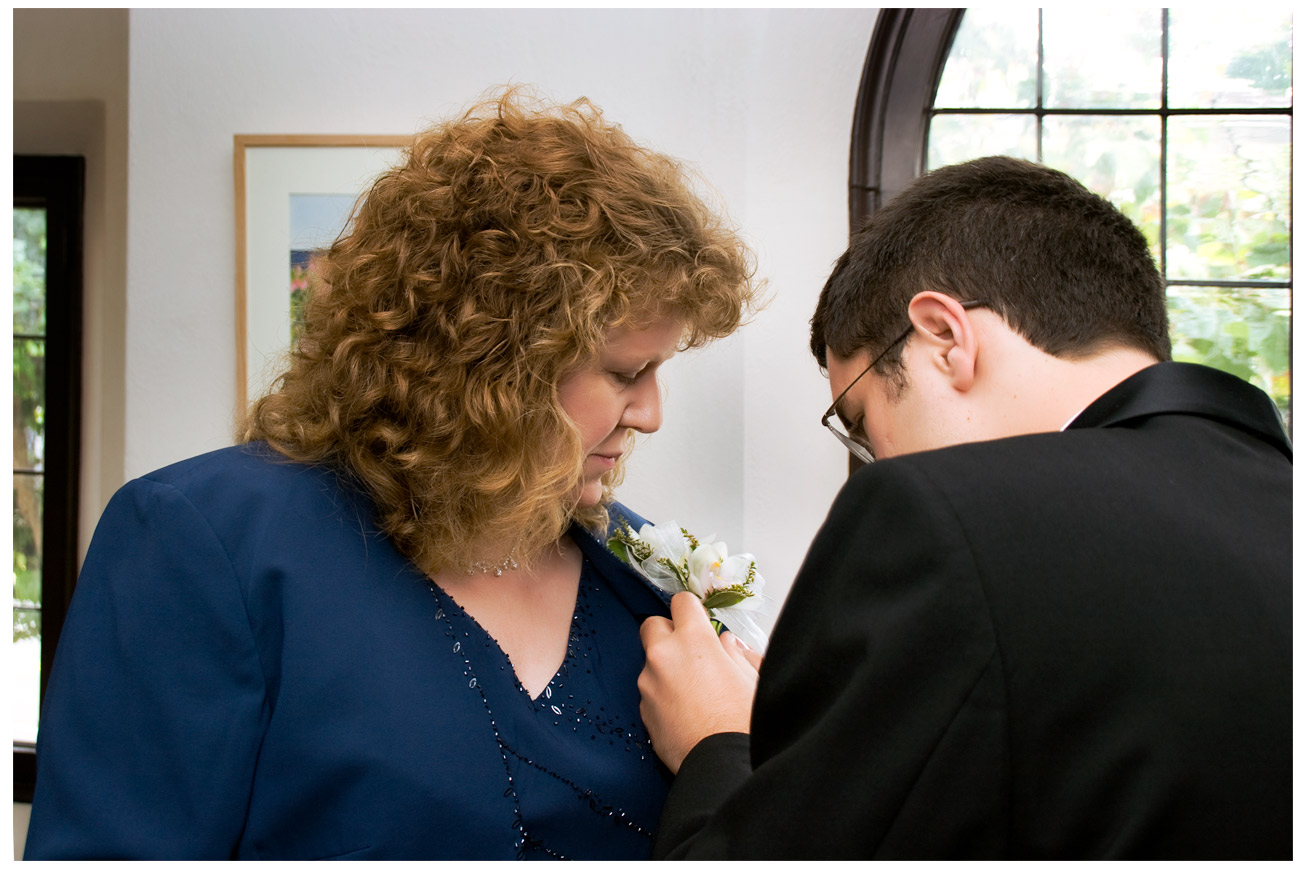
[464,544,521,576]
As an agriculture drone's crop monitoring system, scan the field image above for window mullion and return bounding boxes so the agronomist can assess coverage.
[1036,8,1045,164]
[1160,8,1170,283]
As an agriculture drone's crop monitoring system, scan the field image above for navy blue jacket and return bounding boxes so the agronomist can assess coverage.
[26,444,672,859]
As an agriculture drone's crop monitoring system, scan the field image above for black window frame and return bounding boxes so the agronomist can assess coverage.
[14,155,85,803]
[849,8,965,230]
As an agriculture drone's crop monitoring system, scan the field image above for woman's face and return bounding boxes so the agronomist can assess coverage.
[557,317,684,509]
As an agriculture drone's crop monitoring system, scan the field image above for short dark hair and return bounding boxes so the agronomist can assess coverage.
[810,156,1170,377]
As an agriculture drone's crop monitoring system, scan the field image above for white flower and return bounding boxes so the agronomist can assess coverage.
[686,540,728,598]
[608,518,770,650]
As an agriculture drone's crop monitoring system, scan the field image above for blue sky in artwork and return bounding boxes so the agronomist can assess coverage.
[289,193,358,251]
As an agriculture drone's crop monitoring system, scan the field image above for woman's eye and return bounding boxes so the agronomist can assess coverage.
[610,370,641,386]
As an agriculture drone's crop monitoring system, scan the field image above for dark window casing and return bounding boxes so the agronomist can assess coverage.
[850,8,964,229]
[14,155,85,803]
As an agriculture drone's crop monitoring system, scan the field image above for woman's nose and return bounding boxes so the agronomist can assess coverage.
[621,376,663,434]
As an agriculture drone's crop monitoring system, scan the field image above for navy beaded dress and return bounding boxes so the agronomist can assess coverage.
[25,444,673,859]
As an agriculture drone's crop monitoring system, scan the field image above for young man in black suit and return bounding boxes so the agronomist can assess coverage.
[637,156,1291,859]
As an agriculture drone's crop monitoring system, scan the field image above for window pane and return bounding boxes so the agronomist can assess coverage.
[13,611,41,745]
[1168,9,1293,109]
[14,473,43,746]
[14,197,51,748]
[1043,8,1163,109]
[1168,286,1291,428]
[1166,115,1291,282]
[13,475,42,616]
[1043,116,1162,259]
[934,7,1039,109]
[927,114,1037,170]
[13,207,46,336]
[14,337,46,471]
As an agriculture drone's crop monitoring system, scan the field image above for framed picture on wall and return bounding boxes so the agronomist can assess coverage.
[234,135,410,412]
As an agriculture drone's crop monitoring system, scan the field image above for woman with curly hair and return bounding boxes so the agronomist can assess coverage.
[26,90,760,860]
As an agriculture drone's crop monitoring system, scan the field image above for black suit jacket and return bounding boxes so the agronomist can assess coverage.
[655,363,1291,859]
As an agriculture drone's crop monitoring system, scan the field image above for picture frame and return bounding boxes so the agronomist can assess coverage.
[233,134,411,412]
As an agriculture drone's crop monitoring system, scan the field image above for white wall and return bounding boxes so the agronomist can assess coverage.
[124,8,874,598]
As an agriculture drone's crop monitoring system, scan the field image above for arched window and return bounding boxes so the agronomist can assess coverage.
[852,8,1292,428]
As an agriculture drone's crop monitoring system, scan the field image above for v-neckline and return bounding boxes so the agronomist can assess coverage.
[431,557,588,705]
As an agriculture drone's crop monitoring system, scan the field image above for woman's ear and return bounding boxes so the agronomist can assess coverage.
[906,291,978,392]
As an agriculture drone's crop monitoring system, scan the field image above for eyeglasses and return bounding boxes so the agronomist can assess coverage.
[821,299,988,464]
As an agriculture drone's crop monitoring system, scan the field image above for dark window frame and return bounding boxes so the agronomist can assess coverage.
[849,8,965,231]
[14,155,85,803]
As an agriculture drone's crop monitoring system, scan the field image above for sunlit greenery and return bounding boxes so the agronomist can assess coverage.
[14,209,46,333]
[1166,117,1291,283]
[1168,288,1291,427]
[13,478,41,641]
[1042,7,1162,109]
[13,207,46,642]
[933,7,1038,109]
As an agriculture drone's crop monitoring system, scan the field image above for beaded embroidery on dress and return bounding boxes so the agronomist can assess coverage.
[426,547,669,859]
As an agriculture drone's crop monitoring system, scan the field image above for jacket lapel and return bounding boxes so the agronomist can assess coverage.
[1067,362,1291,460]
[569,506,673,620]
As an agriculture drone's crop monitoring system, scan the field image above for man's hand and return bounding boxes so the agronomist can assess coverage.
[639,591,763,773]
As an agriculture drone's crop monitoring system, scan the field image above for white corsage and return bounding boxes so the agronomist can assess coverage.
[607,518,769,651]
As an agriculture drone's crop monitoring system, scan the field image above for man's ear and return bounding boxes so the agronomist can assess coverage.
[906,291,978,392]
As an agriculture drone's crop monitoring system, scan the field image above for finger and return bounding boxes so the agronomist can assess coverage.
[738,643,764,671]
[669,591,715,634]
[723,633,765,671]
[719,632,763,674]
[639,615,673,646]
